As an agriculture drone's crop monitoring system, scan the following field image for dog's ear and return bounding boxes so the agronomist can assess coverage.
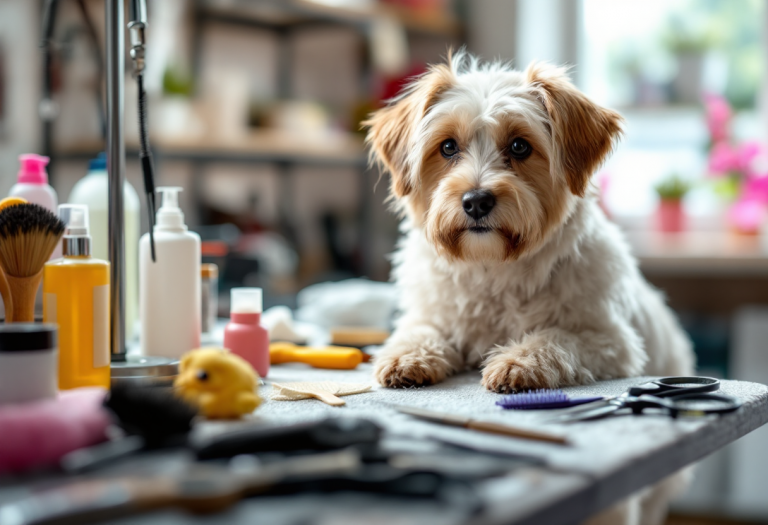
[526,63,623,197]
[364,64,453,198]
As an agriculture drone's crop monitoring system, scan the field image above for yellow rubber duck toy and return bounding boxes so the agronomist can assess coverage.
[174,347,261,419]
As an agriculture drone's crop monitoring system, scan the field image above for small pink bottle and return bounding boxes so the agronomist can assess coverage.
[223,288,269,377]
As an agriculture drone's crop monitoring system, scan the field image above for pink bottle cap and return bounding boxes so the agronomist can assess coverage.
[17,154,50,184]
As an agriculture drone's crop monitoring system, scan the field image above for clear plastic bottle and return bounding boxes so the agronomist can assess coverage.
[139,187,201,359]
[68,153,141,340]
[43,205,111,390]
[223,288,269,377]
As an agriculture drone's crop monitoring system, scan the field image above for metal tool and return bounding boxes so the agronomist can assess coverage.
[0,449,362,525]
[551,376,741,422]
[393,404,569,445]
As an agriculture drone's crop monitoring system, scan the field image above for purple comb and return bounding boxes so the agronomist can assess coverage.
[496,389,603,410]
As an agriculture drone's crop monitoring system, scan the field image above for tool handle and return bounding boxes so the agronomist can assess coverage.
[466,420,568,445]
[310,391,346,406]
[0,268,13,323]
[270,343,363,369]
[5,271,43,323]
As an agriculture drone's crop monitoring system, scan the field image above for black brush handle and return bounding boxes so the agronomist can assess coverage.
[195,418,381,460]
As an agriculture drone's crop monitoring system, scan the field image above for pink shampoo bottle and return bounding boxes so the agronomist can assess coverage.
[223,288,269,377]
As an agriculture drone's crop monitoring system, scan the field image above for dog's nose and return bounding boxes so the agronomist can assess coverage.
[462,190,496,220]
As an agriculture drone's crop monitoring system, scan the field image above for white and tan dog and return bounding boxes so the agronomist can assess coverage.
[365,51,693,392]
[365,51,695,525]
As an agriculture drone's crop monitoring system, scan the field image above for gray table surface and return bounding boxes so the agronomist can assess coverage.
[2,363,767,525]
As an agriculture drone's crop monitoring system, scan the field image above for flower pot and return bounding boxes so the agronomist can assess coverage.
[656,199,685,233]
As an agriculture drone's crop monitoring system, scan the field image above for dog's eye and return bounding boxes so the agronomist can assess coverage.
[440,139,459,158]
[509,138,532,160]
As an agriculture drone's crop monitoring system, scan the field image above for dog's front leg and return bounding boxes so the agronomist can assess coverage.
[482,326,645,393]
[375,325,463,388]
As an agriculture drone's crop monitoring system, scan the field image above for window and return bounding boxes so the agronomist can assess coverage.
[580,0,765,219]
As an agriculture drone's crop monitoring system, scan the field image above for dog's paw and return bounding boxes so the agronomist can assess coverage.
[481,352,557,393]
[375,356,441,388]
[374,339,454,388]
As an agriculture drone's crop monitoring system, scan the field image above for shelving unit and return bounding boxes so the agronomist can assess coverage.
[53,0,464,280]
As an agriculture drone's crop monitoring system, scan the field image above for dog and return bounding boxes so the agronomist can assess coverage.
[364,51,695,525]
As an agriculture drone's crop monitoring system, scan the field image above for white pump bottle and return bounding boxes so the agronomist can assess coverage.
[139,187,201,359]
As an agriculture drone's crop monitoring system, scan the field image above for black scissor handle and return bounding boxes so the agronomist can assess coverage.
[666,393,742,417]
[627,376,719,398]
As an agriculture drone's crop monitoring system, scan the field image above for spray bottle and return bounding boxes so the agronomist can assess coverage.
[43,204,111,390]
[139,187,201,359]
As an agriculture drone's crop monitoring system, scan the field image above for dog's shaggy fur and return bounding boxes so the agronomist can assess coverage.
[365,51,694,393]
[364,52,695,525]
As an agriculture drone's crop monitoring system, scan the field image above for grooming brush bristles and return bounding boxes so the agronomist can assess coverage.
[497,389,568,409]
[0,203,65,277]
[496,389,603,410]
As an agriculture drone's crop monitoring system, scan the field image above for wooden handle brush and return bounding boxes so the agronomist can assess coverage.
[0,197,27,322]
[0,203,65,322]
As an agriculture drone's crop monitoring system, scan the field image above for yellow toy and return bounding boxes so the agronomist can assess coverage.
[174,347,261,419]
[270,342,363,369]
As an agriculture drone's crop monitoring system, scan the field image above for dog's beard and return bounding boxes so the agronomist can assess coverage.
[427,211,527,262]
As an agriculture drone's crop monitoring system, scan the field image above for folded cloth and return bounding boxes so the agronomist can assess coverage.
[296,279,396,329]
[0,388,110,473]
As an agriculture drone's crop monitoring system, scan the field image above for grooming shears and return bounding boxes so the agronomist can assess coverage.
[549,376,741,422]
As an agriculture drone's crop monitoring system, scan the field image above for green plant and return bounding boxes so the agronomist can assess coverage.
[655,175,691,201]
[661,15,717,54]
[162,66,194,98]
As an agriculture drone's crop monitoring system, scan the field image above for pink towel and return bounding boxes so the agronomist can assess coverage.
[0,388,110,473]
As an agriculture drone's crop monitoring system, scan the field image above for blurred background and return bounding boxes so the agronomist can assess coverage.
[0,1,767,523]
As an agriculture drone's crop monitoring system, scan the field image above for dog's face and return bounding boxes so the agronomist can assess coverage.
[365,54,623,262]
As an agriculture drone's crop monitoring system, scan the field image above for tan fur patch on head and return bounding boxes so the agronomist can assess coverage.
[525,63,624,197]
[363,63,454,200]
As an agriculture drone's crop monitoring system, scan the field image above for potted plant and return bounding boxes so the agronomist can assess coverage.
[662,19,715,105]
[654,175,690,233]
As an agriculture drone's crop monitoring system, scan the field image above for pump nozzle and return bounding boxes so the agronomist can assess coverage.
[155,187,187,230]
[59,204,90,237]
[59,204,92,257]
[18,154,51,184]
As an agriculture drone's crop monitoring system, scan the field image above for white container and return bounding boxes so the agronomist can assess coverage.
[0,324,58,404]
[9,155,60,259]
[68,153,141,340]
[139,187,201,359]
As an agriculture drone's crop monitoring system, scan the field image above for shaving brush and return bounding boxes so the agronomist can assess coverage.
[0,203,65,322]
[0,197,28,321]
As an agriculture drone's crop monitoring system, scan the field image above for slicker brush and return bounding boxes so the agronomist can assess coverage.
[0,203,65,322]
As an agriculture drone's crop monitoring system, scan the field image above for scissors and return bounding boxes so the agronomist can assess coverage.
[551,376,742,422]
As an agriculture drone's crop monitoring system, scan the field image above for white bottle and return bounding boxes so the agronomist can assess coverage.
[68,153,141,340]
[139,187,201,359]
[9,154,60,259]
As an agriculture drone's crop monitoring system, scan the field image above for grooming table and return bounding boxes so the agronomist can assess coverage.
[1,364,767,525]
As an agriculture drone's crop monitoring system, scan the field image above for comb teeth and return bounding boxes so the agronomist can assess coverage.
[496,389,603,410]
[496,389,569,410]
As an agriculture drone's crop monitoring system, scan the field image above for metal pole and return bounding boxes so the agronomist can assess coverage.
[106,0,126,362]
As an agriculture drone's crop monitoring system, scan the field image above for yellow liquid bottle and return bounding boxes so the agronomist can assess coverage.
[43,205,110,390]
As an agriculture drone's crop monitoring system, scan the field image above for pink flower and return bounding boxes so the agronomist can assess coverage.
[737,141,763,174]
[708,141,739,176]
[708,141,766,179]
[741,175,768,204]
[704,93,732,143]
[728,198,766,234]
